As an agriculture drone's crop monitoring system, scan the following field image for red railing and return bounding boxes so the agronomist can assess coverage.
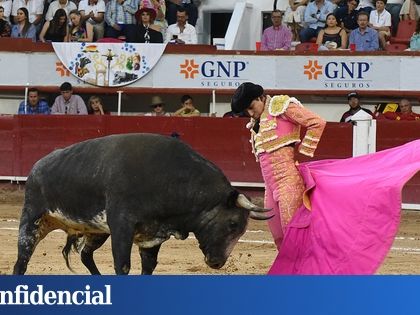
[0,115,418,203]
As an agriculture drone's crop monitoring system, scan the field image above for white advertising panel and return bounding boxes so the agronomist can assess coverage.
[152,54,277,89]
[0,51,419,93]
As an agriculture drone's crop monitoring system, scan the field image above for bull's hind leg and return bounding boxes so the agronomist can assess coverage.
[13,209,50,275]
[80,234,109,275]
[139,245,161,275]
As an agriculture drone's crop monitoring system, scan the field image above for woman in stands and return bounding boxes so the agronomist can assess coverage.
[69,9,93,42]
[133,7,163,43]
[87,95,108,115]
[10,7,36,42]
[138,0,167,35]
[316,13,348,50]
[231,82,420,274]
[0,6,11,37]
[39,9,69,42]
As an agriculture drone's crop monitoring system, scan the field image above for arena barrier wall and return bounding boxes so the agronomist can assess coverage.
[0,116,418,203]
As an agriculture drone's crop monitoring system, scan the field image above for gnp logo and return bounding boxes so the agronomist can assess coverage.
[303,59,372,88]
[180,59,248,87]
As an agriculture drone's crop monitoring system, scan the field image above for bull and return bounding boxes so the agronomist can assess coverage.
[13,133,271,275]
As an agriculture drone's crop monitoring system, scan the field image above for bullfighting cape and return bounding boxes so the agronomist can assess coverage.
[269,139,420,275]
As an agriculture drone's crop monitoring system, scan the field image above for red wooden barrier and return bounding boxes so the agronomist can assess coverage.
[0,115,418,203]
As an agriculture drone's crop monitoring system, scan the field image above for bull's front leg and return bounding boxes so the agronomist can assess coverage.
[139,245,161,275]
[108,218,135,275]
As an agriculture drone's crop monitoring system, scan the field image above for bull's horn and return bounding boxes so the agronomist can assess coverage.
[236,194,271,212]
[250,211,275,221]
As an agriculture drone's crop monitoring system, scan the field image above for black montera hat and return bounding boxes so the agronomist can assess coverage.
[231,82,264,113]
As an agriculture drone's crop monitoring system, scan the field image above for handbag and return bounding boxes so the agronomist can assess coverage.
[410,33,420,51]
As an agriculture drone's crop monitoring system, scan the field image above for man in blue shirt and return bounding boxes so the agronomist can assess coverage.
[299,0,335,43]
[349,11,379,51]
[17,88,50,115]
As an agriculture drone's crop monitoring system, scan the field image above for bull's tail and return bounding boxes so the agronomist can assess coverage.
[62,234,85,272]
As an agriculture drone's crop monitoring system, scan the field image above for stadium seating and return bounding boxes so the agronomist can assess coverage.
[385,43,409,51]
[390,20,416,45]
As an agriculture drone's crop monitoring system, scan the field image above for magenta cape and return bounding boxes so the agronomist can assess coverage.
[268,140,420,275]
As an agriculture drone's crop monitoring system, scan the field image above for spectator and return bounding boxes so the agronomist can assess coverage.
[45,0,77,21]
[409,18,420,51]
[340,91,374,122]
[356,0,375,13]
[383,99,420,120]
[165,7,197,44]
[299,0,336,43]
[173,94,200,117]
[335,0,360,33]
[145,96,170,116]
[368,0,391,49]
[133,7,163,42]
[39,8,69,42]
[11,7,36,41]
[78,0,105,41]
[104,0,138,42]
[316,13,348,49]
[261,10,292,51]
[400,0,420,20]
[87,95,108,115]
[69,9,93,42]
[11,0,43,32]
[349,11,379,51]
[223,110,248,118]
[166,0,198,27]
[17,88,50,114]
[0,6,11,37]
[0,0,11,22]
[51,82,88,115]
[139,0,167,34]
[385,0,403,35]
[283,0,308,41]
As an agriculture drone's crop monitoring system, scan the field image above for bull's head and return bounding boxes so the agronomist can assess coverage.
[195,193,273,269]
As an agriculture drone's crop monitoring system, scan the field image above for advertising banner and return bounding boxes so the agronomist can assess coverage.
[1,51,420,92]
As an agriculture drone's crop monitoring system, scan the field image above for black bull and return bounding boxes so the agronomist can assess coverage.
[13,133,272,275]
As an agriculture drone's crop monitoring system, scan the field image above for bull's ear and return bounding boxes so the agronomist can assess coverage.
[226,190,240,208]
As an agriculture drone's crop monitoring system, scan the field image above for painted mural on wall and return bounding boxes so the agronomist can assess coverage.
[52,43,166,87]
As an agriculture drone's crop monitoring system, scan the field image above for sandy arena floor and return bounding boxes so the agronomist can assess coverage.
[1,186,420,275]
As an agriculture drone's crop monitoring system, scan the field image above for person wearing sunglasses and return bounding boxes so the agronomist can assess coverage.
[145,95,170,116]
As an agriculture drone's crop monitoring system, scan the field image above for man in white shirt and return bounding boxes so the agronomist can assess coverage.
[369,0,391,49]
[165,7,197,44]
[45,0,76,21]
[78,0,105,40]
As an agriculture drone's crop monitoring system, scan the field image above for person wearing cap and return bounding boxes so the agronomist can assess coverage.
[340,91,373,123]
[231,82,325,250]
[145,96,170,116]
[133,7,163,43]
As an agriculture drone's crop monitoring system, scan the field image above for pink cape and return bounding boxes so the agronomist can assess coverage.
[268,140,420,275]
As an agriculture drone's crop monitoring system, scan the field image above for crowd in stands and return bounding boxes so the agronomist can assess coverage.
[17,81,203,116]
[17,82,419,121]
[263,0,420,51]
[0,0,199,43]
[340,91,420,122]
